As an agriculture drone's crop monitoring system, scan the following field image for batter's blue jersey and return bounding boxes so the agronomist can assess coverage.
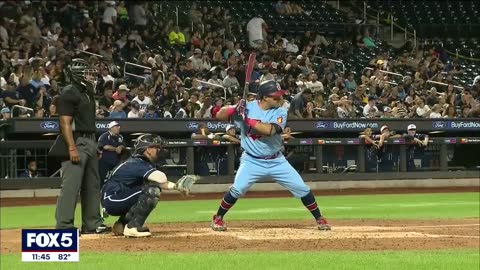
[102,155,156,194]
[235,101,287,157]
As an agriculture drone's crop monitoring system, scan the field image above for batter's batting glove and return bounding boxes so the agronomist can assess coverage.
[174,175,199,196]
[236,99,246,119]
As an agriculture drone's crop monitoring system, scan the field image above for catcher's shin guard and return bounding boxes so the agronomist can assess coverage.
[125,183,161,228]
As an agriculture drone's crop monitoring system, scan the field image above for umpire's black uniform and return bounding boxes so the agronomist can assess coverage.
[54,59,106,234]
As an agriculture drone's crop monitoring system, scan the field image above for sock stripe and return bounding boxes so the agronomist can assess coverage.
[220,200,233,210]
[222,199,233,206]
[305,202,316,208]
[306,202,318,211]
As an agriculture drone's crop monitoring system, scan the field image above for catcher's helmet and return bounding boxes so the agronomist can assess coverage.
[68,58,97,90]
[134,134,166,155]
[257,80,287,98]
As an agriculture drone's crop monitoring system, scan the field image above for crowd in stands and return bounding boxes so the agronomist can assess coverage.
[0,0,479,122]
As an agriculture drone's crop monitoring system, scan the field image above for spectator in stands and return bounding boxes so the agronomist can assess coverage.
[143,67,161,90]
[344,72,357,92]
[0,0,475,123]
[19,160,42,178]
[0,107,11,120]
[1,80,26,109]
[109,100,127,119]
[101,1,117,33]
[337,97,352,118]
[175,100,190,118]
[289,88,312,118]
[189,48,203,71]
[415,98,431,118]
[127,100,142,118]
[246,15,267,49]
[223,68,240,90]
[35,85,51,117]
[201,51,212,71]
[131,87,152,114]
[425,87,439,107]
[382,106,393,118]
[363,96,379,117]
[305,73,324,94]
[429,104,443,118]
[144,104,159,119]
[132,2,148,31]
[168,26,186,47]
[99,83,114,117]
[112,84,129,102]
[116,1,129,31]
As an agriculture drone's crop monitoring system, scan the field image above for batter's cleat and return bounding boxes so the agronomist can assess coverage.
[112,220,125,236]
[317,217,331,231]
[211,215,227,231]
[123,224,152,238]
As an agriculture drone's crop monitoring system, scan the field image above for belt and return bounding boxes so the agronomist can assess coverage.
[245,152,280,160]
[74,132,96,140]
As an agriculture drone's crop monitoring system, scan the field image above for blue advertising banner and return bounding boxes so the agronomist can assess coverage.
[6,118,480,134]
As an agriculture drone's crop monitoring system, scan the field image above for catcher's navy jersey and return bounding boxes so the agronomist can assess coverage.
[237,101,287,157]
[102,155,156,194]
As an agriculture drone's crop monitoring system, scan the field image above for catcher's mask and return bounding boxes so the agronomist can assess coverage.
[68,58,97,91]
[134,134,166,163]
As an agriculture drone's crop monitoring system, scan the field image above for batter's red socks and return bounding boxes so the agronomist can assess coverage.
[216,191,238,218]
[301,191,322,220]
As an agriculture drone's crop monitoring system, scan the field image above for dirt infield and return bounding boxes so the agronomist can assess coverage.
[1,187,478,253]
[1,219,479,253]
[1,186,478,207]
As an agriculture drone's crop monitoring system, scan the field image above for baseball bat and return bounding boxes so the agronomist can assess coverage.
[243,53,256,99]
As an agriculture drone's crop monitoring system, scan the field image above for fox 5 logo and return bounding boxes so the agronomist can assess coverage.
[22,229,79,252]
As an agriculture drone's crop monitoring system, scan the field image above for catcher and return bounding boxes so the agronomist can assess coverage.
[101,134,198,238]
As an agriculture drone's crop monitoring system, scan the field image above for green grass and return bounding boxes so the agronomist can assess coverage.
[1,192,479,229]
[1,250,479,270]
[1,192,479,269]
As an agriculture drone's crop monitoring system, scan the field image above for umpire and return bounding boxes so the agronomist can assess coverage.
[98,121,125,184]
[54,58,108,234]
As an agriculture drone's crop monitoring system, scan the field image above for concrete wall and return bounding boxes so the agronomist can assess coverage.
[1,178,478,198]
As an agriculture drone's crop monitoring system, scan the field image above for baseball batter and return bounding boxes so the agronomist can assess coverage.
[211,80,331,231]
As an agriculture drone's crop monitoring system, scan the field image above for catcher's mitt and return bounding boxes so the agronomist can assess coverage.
[174,175,199,196]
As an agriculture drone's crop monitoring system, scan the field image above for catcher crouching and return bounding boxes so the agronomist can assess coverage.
[101,134,197,238]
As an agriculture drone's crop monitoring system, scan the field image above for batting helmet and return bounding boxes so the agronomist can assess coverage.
[134,134,166,155]
[68,58,97,90]
[257,80,287,99]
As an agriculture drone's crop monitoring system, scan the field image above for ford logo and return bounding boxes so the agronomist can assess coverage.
[186,122,199,130]
[40,121,59,130]
[314,121,327,128]
[433,121,446,128]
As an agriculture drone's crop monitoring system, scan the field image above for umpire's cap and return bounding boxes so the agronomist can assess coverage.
[257,80,286,98]
[134,134,166,154]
